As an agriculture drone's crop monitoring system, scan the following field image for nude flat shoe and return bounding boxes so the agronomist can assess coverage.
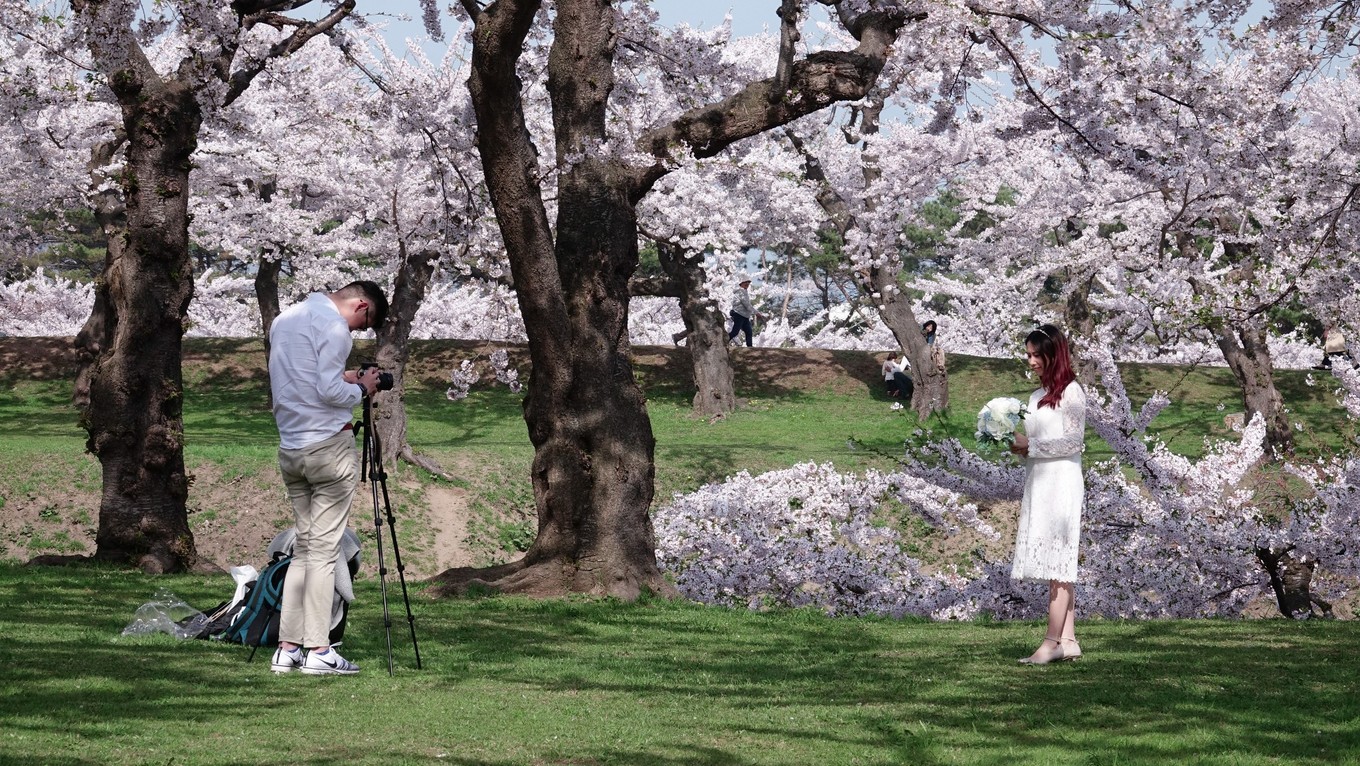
[1018,637,1064,665]
[1059,639,1082,661]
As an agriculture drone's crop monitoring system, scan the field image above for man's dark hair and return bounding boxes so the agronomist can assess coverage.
[336,280,389,331]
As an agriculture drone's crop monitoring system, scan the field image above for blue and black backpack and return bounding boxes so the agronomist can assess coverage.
[221,552,292,649]
[190,529,358,660]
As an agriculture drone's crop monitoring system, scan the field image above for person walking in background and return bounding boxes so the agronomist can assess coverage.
[1009,323,1087,665]
[1317,324,1350,370]
[268,280,389,676]
[728,276,761,347]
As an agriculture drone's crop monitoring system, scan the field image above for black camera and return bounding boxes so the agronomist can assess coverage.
[360,362,395,392]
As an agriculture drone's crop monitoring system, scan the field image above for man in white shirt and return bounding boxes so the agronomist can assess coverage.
[267,280,388,676]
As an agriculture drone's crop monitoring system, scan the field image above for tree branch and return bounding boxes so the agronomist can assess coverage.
[628,274,681,298]
[231,0,313,14]
[223,1,357,107]
[771,0,802,103]
[986,29,1101,155]
[634,9,918,197]
[965,4,1062,39]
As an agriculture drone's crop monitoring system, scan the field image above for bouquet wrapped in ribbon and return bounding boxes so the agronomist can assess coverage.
[976,396,1026,451]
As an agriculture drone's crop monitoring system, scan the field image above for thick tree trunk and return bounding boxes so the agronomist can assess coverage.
[1213,316,1294,453]
[680,300,737,417]
[73,84,201,573]
[433,0,668,598]
[1257,546,1331,619]
[656,243,736,417]
[373,246,451,477]
[254,255,282,409]
[439,0,913,598]
[254,256,282,342]
[63,0,355,574]
[514,169,665,598]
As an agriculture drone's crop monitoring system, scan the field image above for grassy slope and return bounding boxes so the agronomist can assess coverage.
[0,337,1349,565]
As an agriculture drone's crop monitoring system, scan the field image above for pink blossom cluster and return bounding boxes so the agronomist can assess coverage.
[653,462,989,619]
[0,269,93,337]
[445,347,523,401]
[184,272,259,338]
[656,351,1360,620]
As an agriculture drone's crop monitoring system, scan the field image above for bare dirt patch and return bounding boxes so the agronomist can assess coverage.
[425,483,478,572]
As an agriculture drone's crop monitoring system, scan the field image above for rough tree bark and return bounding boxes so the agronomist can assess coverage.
[1211,315,1295,453]
[73,103,198,572]
[251,175,283,368]
[1177,233,1294,454]
[254,258,282,343]
[254,252,281,413]
[433,0,663,598]
[631,241,737,417]
[67,0,354,572]
[661,244,737,417]
[1257,545,1331,619]
[433,0,915,598]
[373,244,453,478]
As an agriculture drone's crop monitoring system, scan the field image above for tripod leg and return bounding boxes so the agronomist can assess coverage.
[370,472,396,677]
[360,396,419,675]
[376,476,423,670]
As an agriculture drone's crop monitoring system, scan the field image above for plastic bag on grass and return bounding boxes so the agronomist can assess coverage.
[122,589,208,639]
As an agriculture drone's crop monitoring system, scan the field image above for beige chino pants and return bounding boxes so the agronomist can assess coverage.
[276,429,359,649]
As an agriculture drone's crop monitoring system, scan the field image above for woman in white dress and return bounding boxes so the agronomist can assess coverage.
[1009,324,1086,665]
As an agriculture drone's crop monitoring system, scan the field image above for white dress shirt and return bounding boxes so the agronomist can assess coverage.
[269,293,363,450]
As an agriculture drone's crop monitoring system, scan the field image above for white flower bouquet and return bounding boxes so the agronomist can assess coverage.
[976,396,1026,451]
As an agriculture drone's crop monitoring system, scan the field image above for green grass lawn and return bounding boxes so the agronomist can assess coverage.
[2,338,1347,500]
[2,564,1358,766]
[2,339,1356,764]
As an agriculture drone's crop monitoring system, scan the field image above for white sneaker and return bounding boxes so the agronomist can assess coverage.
[270,646,302,674]
[301,649,361,676]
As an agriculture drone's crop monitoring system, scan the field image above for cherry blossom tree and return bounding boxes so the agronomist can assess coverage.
[427,0,925,599]
[188,14,503,474]
[932,2,1360,452]
[783,106,970,417]
[0,3,114,283]
[50,0,355,572]
[634,135,826,416]
[0,269,95,336]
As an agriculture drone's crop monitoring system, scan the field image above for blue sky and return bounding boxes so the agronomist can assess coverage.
[375,1,774,51]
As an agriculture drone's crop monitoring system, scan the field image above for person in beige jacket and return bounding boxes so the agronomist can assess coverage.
[1317,325,1350,370]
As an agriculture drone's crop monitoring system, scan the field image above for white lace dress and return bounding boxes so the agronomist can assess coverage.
[1010,381,1087,584]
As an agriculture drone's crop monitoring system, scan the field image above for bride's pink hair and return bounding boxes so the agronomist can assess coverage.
[1025,324,1076,409]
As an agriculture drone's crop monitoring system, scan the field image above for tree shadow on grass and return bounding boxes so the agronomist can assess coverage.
[432,603,1360,764]
[631,345,885,406]
[5,566,1360,764]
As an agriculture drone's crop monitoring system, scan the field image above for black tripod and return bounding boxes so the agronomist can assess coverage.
[356,392,423,676]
